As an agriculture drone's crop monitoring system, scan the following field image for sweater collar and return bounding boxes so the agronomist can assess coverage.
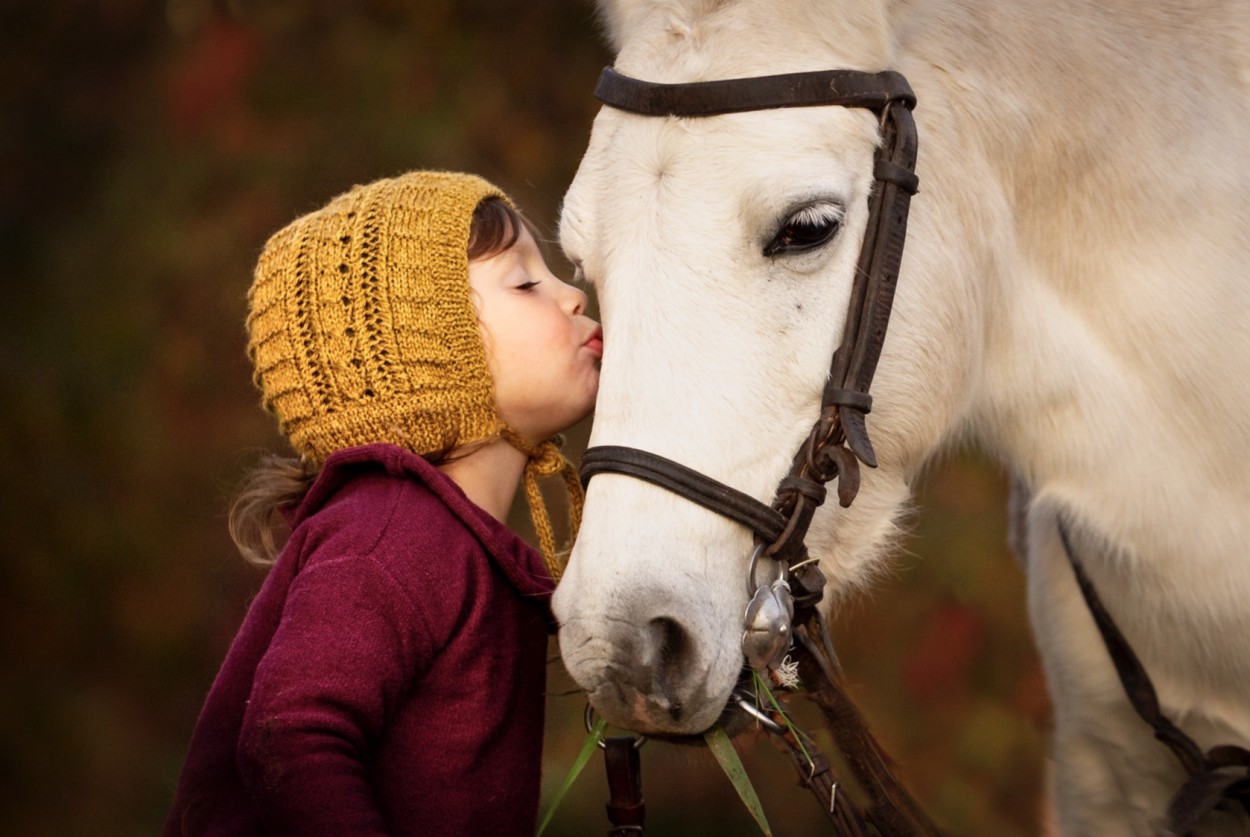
[293,443,555,598]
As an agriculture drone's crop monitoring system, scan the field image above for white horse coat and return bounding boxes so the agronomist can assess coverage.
[553,1,1250,832]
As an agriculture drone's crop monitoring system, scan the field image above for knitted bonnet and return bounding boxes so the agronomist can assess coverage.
[246,170,582,579]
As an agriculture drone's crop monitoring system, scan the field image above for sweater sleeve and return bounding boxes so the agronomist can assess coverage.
[236,551,432,836]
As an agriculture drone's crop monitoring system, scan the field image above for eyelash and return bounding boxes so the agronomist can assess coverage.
[516,280,540,291]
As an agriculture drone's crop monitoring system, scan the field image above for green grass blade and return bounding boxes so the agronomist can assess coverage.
[537,716,607,836]
[753,670,814,771]
[705,727,773,836]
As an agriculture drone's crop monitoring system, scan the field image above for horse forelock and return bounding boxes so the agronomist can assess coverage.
[595,0,893,74]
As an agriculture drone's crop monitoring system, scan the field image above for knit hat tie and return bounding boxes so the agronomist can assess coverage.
[502,428,584,581]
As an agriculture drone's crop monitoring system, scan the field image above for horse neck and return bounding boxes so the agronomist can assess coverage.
[895,2,1250,566]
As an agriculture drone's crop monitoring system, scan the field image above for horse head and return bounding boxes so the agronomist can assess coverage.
[553,0,981,736]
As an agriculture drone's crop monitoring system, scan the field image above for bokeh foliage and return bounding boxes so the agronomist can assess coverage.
[0,2,1046,834]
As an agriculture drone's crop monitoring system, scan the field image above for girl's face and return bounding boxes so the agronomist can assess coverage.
[469,224,602,442]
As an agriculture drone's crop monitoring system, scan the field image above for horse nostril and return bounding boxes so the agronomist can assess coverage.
[648,617,691,719]
[648,616,688,665]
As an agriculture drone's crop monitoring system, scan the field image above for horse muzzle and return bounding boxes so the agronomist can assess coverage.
[555,587,743,735]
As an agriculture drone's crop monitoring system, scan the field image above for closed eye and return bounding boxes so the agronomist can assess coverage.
[763,202,844,257]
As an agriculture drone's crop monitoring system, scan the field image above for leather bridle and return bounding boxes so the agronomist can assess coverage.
[581,67,918,578]
[579,65,934,835]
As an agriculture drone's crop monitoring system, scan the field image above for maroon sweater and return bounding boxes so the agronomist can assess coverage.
[164,444,556,836]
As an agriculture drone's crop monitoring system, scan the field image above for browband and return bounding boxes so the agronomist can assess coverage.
[594,66,915,117]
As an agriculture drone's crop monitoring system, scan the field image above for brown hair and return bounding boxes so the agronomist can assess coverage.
[229,197,530,567]
[468,195,528,259]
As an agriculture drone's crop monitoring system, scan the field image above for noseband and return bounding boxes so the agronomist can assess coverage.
[581,65,920,626]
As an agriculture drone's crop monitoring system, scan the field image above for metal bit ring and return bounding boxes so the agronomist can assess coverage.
[584,703,647,750]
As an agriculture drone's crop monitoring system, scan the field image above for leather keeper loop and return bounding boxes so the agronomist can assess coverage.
[825,387,873,413]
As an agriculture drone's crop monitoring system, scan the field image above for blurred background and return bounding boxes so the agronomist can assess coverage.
[0,1,1048,834]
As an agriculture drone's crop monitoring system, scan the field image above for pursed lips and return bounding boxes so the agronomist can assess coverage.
[583,326,604,358]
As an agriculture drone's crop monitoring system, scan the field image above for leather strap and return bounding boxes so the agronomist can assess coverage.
[1058,523,1250,833]
[769,713,871,836]
[580,446,786,543]
[603,736,646,836]
[595,66,914,116]
[763,99,919,562]
[789,614,943,836]
[826,103,919,467]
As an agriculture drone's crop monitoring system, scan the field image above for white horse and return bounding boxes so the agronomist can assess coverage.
[552,0,1250,833]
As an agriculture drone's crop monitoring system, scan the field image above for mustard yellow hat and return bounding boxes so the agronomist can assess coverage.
[246,170,580,579]
[247,171,504,464]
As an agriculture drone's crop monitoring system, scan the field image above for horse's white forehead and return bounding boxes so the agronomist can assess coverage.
[559,101,883,477]
[560,104,877,273]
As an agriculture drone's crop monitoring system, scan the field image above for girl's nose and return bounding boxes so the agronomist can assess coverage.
[560,280,588,316]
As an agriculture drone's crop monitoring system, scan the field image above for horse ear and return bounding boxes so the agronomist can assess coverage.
[594,0,737,55]
[592,0,637,54]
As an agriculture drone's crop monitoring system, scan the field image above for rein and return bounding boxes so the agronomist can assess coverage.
[1058,524,1250,833]
[580,64,936,835]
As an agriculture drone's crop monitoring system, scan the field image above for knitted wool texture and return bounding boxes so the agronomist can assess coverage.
[246,170,581,579]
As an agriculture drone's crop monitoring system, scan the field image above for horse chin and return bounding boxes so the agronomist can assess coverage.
[584,677,727,736]
[587,665,760,742]
[641,701,761,748]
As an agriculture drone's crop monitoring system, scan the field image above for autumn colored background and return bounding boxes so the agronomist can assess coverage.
[0,2,1049,834]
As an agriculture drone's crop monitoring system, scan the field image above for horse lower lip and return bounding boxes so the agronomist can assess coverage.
[612,697,755,745]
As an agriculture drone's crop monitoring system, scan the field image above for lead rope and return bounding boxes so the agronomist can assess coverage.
[1057,523,1250,834]
[781,617,938,836]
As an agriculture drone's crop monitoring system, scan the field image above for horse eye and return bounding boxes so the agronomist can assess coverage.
[763,204,843,257]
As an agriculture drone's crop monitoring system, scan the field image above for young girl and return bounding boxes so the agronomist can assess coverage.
[164,171,602,836]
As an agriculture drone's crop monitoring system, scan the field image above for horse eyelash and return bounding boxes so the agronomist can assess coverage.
[763,201,846,257]
[789,203,845,226]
